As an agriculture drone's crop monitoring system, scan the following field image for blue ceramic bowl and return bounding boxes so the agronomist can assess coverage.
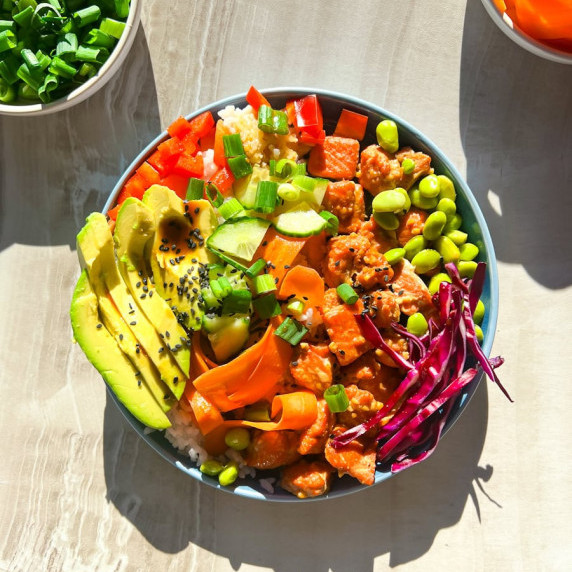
[103,88,499,502]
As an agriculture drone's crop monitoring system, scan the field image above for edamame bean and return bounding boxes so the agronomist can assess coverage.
[437,175,456,201]
[459,242,479,261]
[407,312,428,337]
[200,460,224,477]
[376,119,399,153]
[458,260,477,278]
[373,211,399,230]
[422,211,447,240]
[474,324,484,343]
[428,272,452,294]
[384,247,406,266]
[445,230,468,246]
[409,187,439,210]
[402,158,415,174]
[419,174,441,198]
[443,213,463,233]
[437,198,456,217]
[218,462,239,487]
[394,187,411,212]
[411,249,441,274]
[224,427,251,451]
[372,189,407,213]
[434,235,460,263]
[404,235,427,260]
[473,299,485,324]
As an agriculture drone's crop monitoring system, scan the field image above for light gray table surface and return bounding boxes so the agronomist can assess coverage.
[1,0,571,570]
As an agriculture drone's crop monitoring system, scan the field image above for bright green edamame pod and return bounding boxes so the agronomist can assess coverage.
[459,242,479,261]
[376,119,399,153]
[474,324,484,343]
[373,211,399,230]
[218,462,239,486]
[422,211,447,240]
[419,174,441,198]
[402,158,415,174]
[409,187,439,210]
[443,213,463,233]
[437,198,456,217]
[404,235,427,260]
[437,175,456,201]
[458,260,477,278]
[445,230,468,246]
[428,272,452,294]
[372,189,407,213]
[394,187,411,212]
[473,299,485,324]
[224,427,251,451]
[411,249,441,274]
[434,235,460,263]
[384,247,406,266]
[200,460,225,477]
[407,312,428,337]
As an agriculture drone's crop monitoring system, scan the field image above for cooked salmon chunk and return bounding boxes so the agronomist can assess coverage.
[396,207,428,246]
[245,430,301,469]
[297,399,334,455]
[280,460,334,498]
[337,384,383,427]
[290,343,335,395]
[390,259,435,316]
[395,147,432,189]
[364,289,400,329]
[322,180,365,233]
[374,330,410,368]
[308,136,360,180]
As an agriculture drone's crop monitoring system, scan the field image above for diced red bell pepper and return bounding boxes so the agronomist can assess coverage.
[179,131,198,156]
[246,85,270,112]
[135,161,161,187]
[199,126,216,152]
[107,203,121,222]
[167,116,192,139]
[213,120,229,167]
[334,109,368,141]
[209,166,235,196]
[286,100,296,126]
[293,95,323,131]
[117,172,147,201]
[160,174,190,199]
[148,150,175,178]
[188,111,215,140]
[173,153,204,178]
[299,127,326,145]
[157,137,184,161]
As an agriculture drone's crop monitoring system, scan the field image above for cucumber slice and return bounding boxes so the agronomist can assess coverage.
[203,315,250,362]
[272,202,327,237]
[207,217,270,262]
[234,166,271,209]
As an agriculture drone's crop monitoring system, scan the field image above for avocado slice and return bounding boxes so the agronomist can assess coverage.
[76,212,187,400]
[114,197,191,377]
[142,185,218,331]
[71,270,171,429]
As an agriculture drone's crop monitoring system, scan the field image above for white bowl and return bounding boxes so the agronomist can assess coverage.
[480,0,572,65]
[0,0,142,116]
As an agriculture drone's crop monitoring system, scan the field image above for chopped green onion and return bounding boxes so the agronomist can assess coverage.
[0,55,20,84]
[274,317,308,346]
[218,197,244,220]
[324,384,350,413]
[0,79,15,102]
[222,289,252,315]
[114,0,129,18]
[205,182,224,208]
[253,293,281,319]
[12,6,34,28]
[275,158,296,179]
[222,133,245,158]
[207,247,249,273]
[227,154,253,179]
[254,180,278,214]
[99,17,125,39]
[245,258,267,278]
[75,45,106,63]
[319,211,339,236]
[56,32,78,59]
[186,177,204,200]
[277,182,300,202]
[293,162,307,176]
[21,49,40,70]
[48,56,76,78]
[272,109,289,135]
[291,175,317,193]
[84,28,116,48]
[402,158,415,175]
[0,21,16,33]
[336,283,358,305]
[78,62,97,78]
[0,30,16,53]
[200,287,221,309]
[35,50,51,71]
[253,273,277,295]
[18,82,38,100]
[209,277,232,299]
[16,64,41,91]
[72,6,101,28]
[209,279,224,300]
[257,105,289,135]
[286,298,305,315]
[38,72,58,102]
[269,159,277,176]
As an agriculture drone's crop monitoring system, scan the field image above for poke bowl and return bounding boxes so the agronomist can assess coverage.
[0,0,141,116]
[71,87,505,501]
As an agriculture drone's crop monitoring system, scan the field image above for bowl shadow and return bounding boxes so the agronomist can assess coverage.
[460,0,572,289]
[0,25,161,253]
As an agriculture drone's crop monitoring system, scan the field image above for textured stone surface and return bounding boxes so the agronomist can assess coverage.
[1,0,571,570]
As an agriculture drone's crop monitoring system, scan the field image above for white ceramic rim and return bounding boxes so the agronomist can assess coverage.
[0,0,142,116]
[480,0,572,65]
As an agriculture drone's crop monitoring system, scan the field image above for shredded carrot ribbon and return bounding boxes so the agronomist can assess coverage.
[278,265,325,308]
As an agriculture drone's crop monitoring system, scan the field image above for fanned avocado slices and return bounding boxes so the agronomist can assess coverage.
[142,185,218,331]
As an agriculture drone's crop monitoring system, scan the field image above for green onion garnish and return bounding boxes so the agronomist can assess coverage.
[206,247,249,273]
[245,258,267,278]
[253,293,282,319]
[12,6,34,28]
[200,287,221,309]
[222,289,252,315]
[205,182,224,208]
[38,73,58,102]
[272,109,289,135]
[114,0,130,19]
[269,159,277,176]
[275,158,296,179]
[75,45,106,64]
[0,21,16,34]
[56,32,78,59]
[336,283,358,305]
[253,273,277,295]
[257,105,289,135]
[20,48,40,70]
[99,17,126,40]
[277,182,299,202]
[254,180,278,214]
[222,133,245,158]
[186,178,205,201]
[48,56,77,79]
[274,317,308,346]
[218,197,244,220]
[0,30,17,53]
[0,55,20,84]
[286,298,305,315]
[291,175,317,193]
[319,211,339,236]
[209,277,232,299]
[0,79,15,102]
[72,6,101,29]
[323,384,350,413]
[227,154,253,179]
[84,28,116,49]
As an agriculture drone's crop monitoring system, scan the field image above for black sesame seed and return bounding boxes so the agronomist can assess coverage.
[119,334,123,340]
[130,321,136,326]
[96,323,103,329]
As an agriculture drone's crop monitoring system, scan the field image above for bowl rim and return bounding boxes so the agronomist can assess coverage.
[0,0,142,117]
[480,0,572,65]
[102,87,499,502]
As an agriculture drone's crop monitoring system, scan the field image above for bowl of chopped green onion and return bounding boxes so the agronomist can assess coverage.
[0,0,141,115]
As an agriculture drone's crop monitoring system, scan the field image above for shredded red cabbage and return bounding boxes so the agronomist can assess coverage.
[332,261,509,473]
